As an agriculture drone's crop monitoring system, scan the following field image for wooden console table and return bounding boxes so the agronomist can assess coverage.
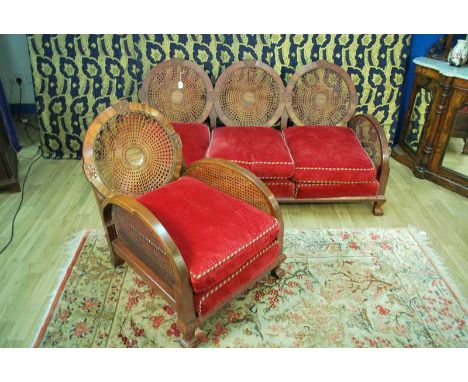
[393,57,468,197]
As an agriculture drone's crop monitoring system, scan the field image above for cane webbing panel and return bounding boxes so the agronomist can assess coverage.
[185,162,273,216]
[84,102,182,198]
[113,205,176,287]
[349,115,382,169]
[140,60,213,123]
[214,61,285,127]
[286,61,358,126]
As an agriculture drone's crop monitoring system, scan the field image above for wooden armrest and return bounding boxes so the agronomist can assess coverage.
[348,114,390,195]
[101,195,194,309]
[184,158,284,245]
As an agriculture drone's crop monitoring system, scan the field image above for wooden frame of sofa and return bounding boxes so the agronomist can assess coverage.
[82,102,285,347]
[140,59,390,215]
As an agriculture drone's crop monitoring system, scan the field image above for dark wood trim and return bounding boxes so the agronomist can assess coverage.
[392,60,467,197]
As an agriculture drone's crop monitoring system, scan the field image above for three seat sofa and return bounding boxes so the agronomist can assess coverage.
[139,59,389,215]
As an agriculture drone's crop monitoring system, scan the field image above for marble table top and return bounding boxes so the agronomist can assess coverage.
[414,57,468,80]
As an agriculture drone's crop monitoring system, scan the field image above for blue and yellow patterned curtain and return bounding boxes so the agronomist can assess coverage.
[27,34,411,159]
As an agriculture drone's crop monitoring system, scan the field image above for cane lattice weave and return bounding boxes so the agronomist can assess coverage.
[286,61,358,126]
[214,61,285,127]
[140,60,213,123]
[83,103,182,198]
[113,205,176,287]
[349,115,383,169]
[185,161,274,216]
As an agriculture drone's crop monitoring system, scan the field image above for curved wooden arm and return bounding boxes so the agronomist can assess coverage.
[101,195,197,325]
[349,114,390,196]
[184,158,284,246]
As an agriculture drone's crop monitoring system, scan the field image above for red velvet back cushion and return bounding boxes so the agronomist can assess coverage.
[172,122,210,165]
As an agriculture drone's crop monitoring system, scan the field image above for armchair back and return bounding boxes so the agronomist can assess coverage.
[82,101,182,198]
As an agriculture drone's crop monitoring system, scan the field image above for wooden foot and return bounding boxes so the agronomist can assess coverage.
[372,200,385,216]
[271,266,285,279]
[179,324,199,348]
[110,251,125,267]
[8,182,21,193]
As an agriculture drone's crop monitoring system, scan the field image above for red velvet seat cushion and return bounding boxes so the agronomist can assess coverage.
[137,176,279,294]
[171,122,210,165]
[263,179,295,198]
[194,241,279,316]
[284,126,376,182]
[295,180,379,198]
[207,126,295,179]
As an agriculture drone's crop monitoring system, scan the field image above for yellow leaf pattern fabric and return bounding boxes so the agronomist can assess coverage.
[27,34,411,159]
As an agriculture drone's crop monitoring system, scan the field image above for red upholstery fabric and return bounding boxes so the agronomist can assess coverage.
[194,241,279,316]
[171,122,210,165]
[284,126,376,182]
[137,176,279,293]
[295,180,379,198]
[207,126,295,179]
[263,179,295,198]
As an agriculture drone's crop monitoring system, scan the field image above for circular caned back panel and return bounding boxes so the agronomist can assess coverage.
[214,60,285,127]
[286,61,358,126]
[139,59,213,123]
[82,101,182,198]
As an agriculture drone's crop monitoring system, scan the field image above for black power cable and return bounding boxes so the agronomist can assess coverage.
[0,146,42,255]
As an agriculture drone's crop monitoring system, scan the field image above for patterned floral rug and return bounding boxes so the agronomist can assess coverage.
[35,228,467,347]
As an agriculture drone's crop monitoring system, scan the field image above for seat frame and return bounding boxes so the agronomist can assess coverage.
[83,102,285,347]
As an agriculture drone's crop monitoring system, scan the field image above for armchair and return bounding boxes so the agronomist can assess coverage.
[82,101,285,347]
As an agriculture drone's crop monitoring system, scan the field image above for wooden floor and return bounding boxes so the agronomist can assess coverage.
[0,125,467,347]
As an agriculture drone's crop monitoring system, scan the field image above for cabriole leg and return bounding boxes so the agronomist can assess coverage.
[177,319,200,348]
[271,266,285,279]
[373,200,386,216]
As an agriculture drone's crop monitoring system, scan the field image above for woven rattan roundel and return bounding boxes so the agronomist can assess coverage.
[82,102,182,198]
[214,61,285,127]
[140,59,213,123]
[286,61,358,126]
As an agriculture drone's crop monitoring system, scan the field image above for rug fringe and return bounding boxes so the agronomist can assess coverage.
[31,229,90,347]
[407,225,467,314]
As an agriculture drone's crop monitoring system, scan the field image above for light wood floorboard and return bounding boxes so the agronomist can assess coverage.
[0,128,467,347]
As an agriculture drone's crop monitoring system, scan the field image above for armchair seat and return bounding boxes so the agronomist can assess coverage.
[137,176,280,294]
[207,126,295,179]
[172,122,210,165]
[284,125,377,183]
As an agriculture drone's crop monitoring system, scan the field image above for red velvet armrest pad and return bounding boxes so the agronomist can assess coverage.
[172,122,210,165]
